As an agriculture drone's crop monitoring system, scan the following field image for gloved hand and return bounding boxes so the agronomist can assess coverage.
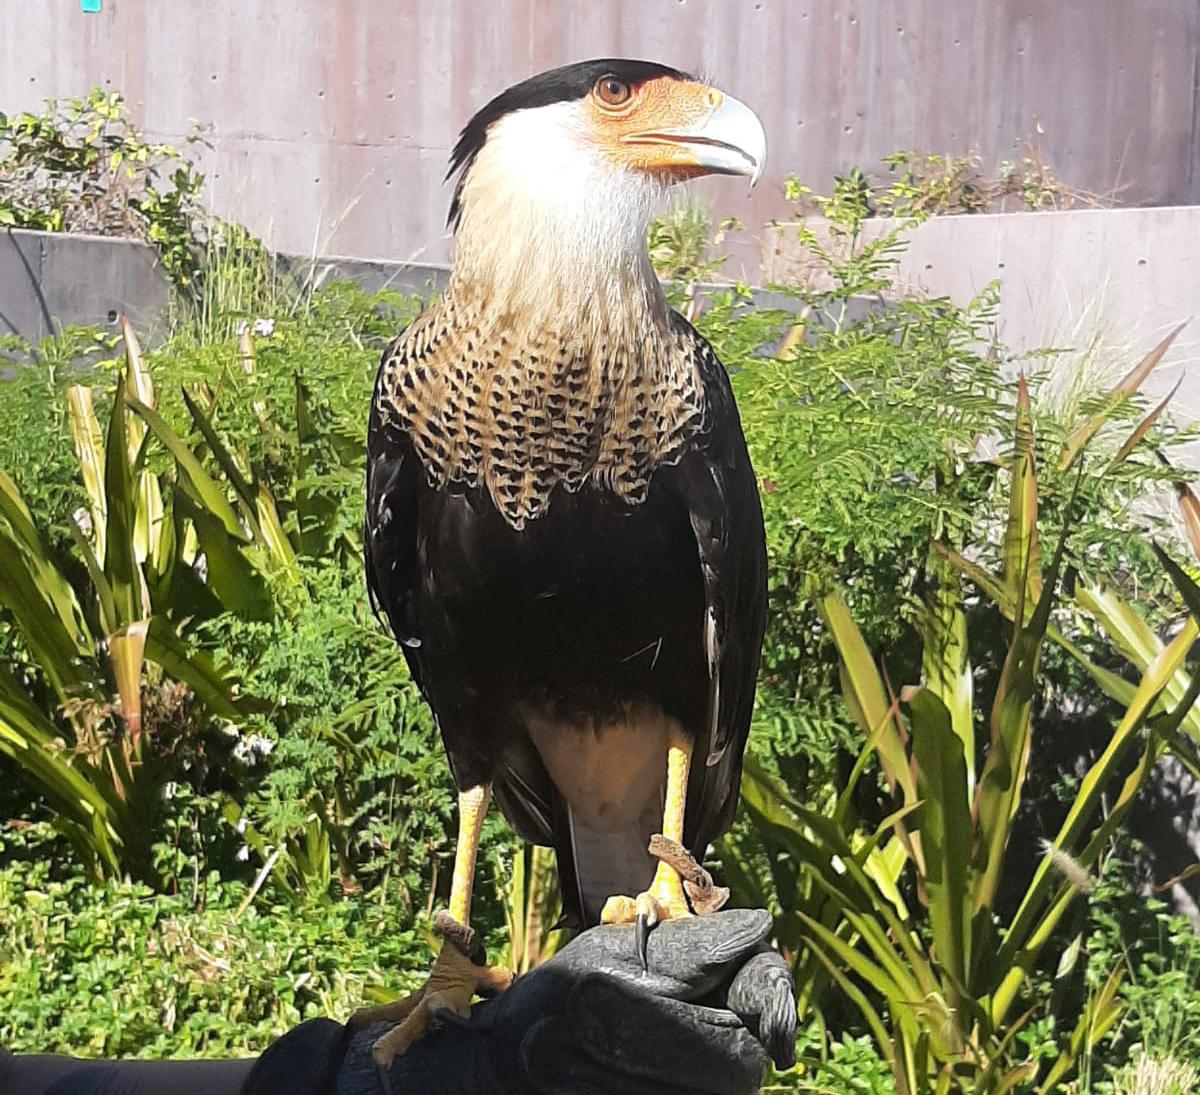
[325,907,796,1095]
[3,908,796,1095]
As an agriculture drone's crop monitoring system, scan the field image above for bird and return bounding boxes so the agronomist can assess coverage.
[360,58,768,1064]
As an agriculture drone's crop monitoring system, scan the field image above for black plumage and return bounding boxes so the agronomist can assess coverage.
[364,58,767,930]
[366,317,765,927]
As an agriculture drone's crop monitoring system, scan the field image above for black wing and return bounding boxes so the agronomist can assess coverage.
[364,355,425,690]
[667,319,767,852]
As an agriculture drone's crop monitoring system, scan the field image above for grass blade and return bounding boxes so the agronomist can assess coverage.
[1058,322,1186,470]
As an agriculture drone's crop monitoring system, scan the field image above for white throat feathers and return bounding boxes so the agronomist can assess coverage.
[449,100,669,334]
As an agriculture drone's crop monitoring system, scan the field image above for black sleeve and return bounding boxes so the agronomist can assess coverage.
[240,1018,350,1095]
[0,1046,256,1095]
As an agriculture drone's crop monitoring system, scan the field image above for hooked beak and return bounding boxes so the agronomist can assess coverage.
[624,91,767,187]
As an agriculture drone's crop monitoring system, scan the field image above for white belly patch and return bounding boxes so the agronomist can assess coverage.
[521,700,676,829]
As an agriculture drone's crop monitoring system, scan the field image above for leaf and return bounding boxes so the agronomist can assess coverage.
[820,589,916,803]
[1077,583,1200,742]
[1058,322,1186,470]
[120,315,154,414]
[67,384,108,565]
[175,487,274,622]
[254,482,298,570]
[109,619,150,749]
[103,376,147,625]
[1002,374,1041,606]
[126,393,246,539]
[917,549,974,796]
[1175,480,1200,561]
[1109,376,1181,467]
[0,532,93,700]
[0,467,90,646]
[994,620,1197,1023]
[66,518,118,638]
[1152,541,1200,622]
[143,618,245,722]
[1036,968,1124,1093]
[181,387,258,518]
[974,382,1055,918]
[909,687,973,995]
[0,665,123,875]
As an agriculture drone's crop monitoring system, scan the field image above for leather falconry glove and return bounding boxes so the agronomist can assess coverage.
[318,907,797,1095]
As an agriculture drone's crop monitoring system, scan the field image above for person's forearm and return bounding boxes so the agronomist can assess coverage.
[0,1046,255,1095]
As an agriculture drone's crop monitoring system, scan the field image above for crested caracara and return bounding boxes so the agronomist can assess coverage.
[362,58,768,1063]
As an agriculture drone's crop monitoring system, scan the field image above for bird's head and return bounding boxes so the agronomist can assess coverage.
[446,59,767,321]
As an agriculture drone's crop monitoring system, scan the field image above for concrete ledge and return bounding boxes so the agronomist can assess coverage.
[6,206,1199,402]
[766,205,1200,415]
[0,228,171,346]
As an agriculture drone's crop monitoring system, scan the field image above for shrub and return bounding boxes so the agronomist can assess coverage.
[0,826,426,1058]
[0,89,206,290]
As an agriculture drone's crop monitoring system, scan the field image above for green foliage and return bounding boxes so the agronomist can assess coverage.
[205,561,451,907]
[694,185,1189,816]
[0,826,428,1058]
[0,89,207,289]
[0,327,263,885]
[0,283,457,914]
[730,365,1200,1091]
[648,202,743,310]
[2,160,1198,1090]
[780,136,1084,224]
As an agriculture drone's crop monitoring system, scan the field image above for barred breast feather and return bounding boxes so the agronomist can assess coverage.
[375,285,710,528]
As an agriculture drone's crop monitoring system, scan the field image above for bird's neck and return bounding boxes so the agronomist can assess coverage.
[447,157,670,344]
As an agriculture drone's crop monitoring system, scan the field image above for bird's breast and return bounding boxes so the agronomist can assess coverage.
[412,477,709,742]
[376,295,707,528]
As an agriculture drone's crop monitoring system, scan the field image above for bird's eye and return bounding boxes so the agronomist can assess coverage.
[594,76,632,108]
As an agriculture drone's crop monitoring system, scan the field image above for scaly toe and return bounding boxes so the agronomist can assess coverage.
[600,893,639,924]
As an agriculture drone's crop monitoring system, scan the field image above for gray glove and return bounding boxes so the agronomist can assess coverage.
[340,908,796,1095]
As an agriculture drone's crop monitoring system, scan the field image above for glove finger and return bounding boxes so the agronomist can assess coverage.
[553,909,773,999]
[559,972,769,1095]
[727,949,798,1071]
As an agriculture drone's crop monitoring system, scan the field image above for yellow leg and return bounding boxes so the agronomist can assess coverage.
[600,735,694,950]
[449,784,490,926]
[646,737,692,917]
[353,784,513,1071]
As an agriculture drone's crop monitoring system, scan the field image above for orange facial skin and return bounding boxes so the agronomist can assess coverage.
[582,75,729,181]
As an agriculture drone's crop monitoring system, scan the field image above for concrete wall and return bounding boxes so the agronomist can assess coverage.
[0,0,1197,274]
[766,205,1200,421]
[0,228,168,346]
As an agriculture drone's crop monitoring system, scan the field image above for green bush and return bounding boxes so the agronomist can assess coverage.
[0,89,206,290]
[0,826,426,1058]
[2,174,1198,1090]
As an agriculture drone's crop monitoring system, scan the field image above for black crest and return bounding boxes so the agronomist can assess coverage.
[446,58,688,228]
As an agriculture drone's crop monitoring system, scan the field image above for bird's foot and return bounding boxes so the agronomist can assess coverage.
[600,836,729,967]
[349,911,513,1074]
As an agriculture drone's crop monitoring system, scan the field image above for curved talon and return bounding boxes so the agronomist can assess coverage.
[354,911,511,1070]
[635,911,650,969]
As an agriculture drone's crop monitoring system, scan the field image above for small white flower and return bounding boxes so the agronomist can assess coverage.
[236,844,250,862]
[73,508,93,536]
[252,317,276,337]
[246,733,274,757]
[163,781,178,800]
